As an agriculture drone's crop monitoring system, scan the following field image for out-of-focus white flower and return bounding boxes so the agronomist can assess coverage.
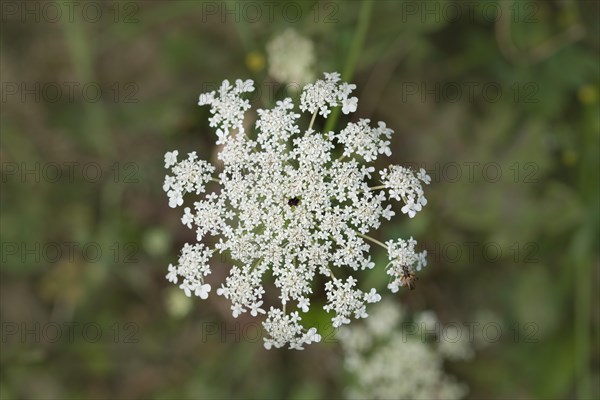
[164,287,193,318]
[163,73,430,349]
[338,300,471,400]
[267,28,315,86]
[437,324,475,361]
[415,310,438,331]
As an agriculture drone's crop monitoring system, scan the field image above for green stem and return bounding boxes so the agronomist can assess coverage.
[357,232,388,251]
[326,265,337,280]
[308,111,318,131]
[62,17,112,157]
[369,185,386,190]
[323,0,374,134]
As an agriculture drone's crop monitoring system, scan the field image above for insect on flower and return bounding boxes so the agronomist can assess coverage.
[399,265,418,290]
[287,197,300,207]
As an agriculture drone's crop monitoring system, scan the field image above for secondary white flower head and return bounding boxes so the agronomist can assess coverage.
[267,28,315,86]
[338,300,471,399]
[163,72,430,349]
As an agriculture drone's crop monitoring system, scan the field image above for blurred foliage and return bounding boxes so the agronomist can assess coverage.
[1,0,598,399]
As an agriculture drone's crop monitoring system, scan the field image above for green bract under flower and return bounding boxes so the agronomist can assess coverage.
[163,72,430,350]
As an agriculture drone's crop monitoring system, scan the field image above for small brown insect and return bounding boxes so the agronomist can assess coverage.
[399,265,418,290]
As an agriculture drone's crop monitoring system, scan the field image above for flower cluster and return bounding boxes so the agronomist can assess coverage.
[163,72,431,349]
[338,300,472,399]
[380,165,430,218]
[166,243,213,298]
[163,151,215,208]
[330,119,393,162]
[266,28,315,86]
[300,72,358,117]
[386,237,428,293]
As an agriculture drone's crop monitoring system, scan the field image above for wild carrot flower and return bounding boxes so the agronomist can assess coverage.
[338,301,471,399]
[266,28,315,86]
[163,73,430,349]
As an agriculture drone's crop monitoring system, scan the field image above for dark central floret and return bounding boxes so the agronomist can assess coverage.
[287,197,300,207]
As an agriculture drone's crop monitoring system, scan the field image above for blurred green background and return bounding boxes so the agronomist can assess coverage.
[1,0,599,398]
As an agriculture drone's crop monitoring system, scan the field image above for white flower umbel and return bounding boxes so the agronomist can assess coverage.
[267,28,315,86]
[338,301,471,399]
[164,72,430,349]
